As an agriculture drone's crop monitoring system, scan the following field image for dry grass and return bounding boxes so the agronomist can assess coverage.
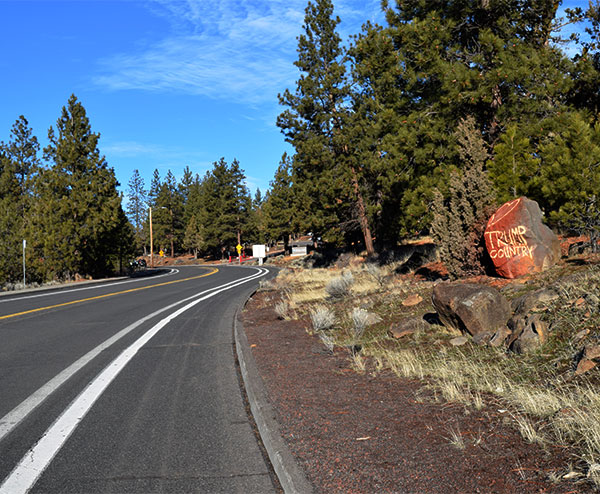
[318,331,336,353]
[264,260,600,488]
[325,272,355,299]
[446,425,466,450]
[274,300,293,320]
[310,305,336,332]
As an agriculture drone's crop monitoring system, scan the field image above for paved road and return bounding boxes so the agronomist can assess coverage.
[0,265,278,493]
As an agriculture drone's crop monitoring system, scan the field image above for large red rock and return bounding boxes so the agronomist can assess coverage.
[484,197,560,279]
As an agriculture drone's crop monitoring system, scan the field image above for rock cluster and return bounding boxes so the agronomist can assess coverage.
[388,275,597,374]
[429,282,557,353]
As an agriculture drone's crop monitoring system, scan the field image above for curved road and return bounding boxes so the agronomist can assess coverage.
[0,265,278,493]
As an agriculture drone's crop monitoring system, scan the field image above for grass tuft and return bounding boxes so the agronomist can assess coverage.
[310,305,336,332]
[325,271,354,299]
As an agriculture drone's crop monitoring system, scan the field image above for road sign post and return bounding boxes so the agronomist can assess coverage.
[252,245,266,266]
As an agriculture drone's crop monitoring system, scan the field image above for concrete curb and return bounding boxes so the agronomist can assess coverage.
[234,302,314,494]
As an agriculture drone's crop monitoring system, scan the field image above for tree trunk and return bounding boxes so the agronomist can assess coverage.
[350,165,375,257]
[283,234,290,255]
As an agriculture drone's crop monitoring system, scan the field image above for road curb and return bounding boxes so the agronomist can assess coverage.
[234,299,314,494]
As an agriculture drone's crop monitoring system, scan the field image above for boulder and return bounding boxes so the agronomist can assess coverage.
[432,283,511,337]
[484,197,561,279]
[508,314,549,354]
[489,326,512,347]
[573,345,600,375]
[510,287,560,317]
[575,358,597,375]
[389,316,429,339]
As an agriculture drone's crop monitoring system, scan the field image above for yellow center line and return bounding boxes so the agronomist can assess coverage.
[0,268,219,321]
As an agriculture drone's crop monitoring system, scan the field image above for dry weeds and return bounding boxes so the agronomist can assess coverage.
[261,259,600,488]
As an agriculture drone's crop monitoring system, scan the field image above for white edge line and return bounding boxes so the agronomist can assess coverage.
[0,269,180,304]
[0,267,263,443]
[0,267,268,494]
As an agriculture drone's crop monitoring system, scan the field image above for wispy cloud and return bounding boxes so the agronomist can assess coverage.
[102,141,166,157]
[93,0,383,104]
[103,140,212,171]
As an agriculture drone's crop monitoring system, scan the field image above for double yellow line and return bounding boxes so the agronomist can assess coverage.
[0,268,219,321]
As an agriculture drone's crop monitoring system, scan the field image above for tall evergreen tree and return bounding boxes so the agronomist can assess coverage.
[229,159,252,248]
[0,116,40,283]
[182,172,204,255]
[147,168,164,255]
[153,170,184,257]
[0,143,22,283]
[197,158,251,258]
[277,0,356,248]
[352,0,575,235]
[246,188,266,245]
[263,153,295,252]
[347,21,410,245]
[183,213,203,259]
[109,202,136,275]
[537,112,600,226]
[148,169,161,206]
[31,94,122,279]
[7,116,40,218]
[126,169,148,255]
[179,165,194,212]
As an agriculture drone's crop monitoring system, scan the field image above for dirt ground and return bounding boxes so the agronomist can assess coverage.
[242,290,592,494]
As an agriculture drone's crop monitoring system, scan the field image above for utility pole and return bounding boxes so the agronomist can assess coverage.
[22,239,26,287]
[149,207,154,268]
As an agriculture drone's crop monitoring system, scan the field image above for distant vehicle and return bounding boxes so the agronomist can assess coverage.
[128,258,147,272]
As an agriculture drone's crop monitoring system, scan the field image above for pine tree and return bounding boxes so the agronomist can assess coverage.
[537,112,600,226]
[431,116,497,278]
[183,214,203,259]
[0,144,22,283]
[347,21,410,245]
[229,159,252,249]
[197,158,251,258]
[148,169,161,206]
[108,203,136,275]
[263,153,295,252]
[277,0,353,248]
[7,116,40,218]
[126,169,148,255]
[153,170,184,257]
[179,166,194,211]
[181,172,204,253]
[353,0,575,235]
[0,116,40,284]
[489,125,541,203]
[246,188,266,245]
[32,94,122,279]
[567,1,600,116]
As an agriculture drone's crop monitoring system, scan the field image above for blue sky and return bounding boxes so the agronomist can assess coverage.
[0,0,383,197]
[0,0,588,199]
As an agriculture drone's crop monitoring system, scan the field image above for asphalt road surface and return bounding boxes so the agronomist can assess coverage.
[0,265,278,493]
